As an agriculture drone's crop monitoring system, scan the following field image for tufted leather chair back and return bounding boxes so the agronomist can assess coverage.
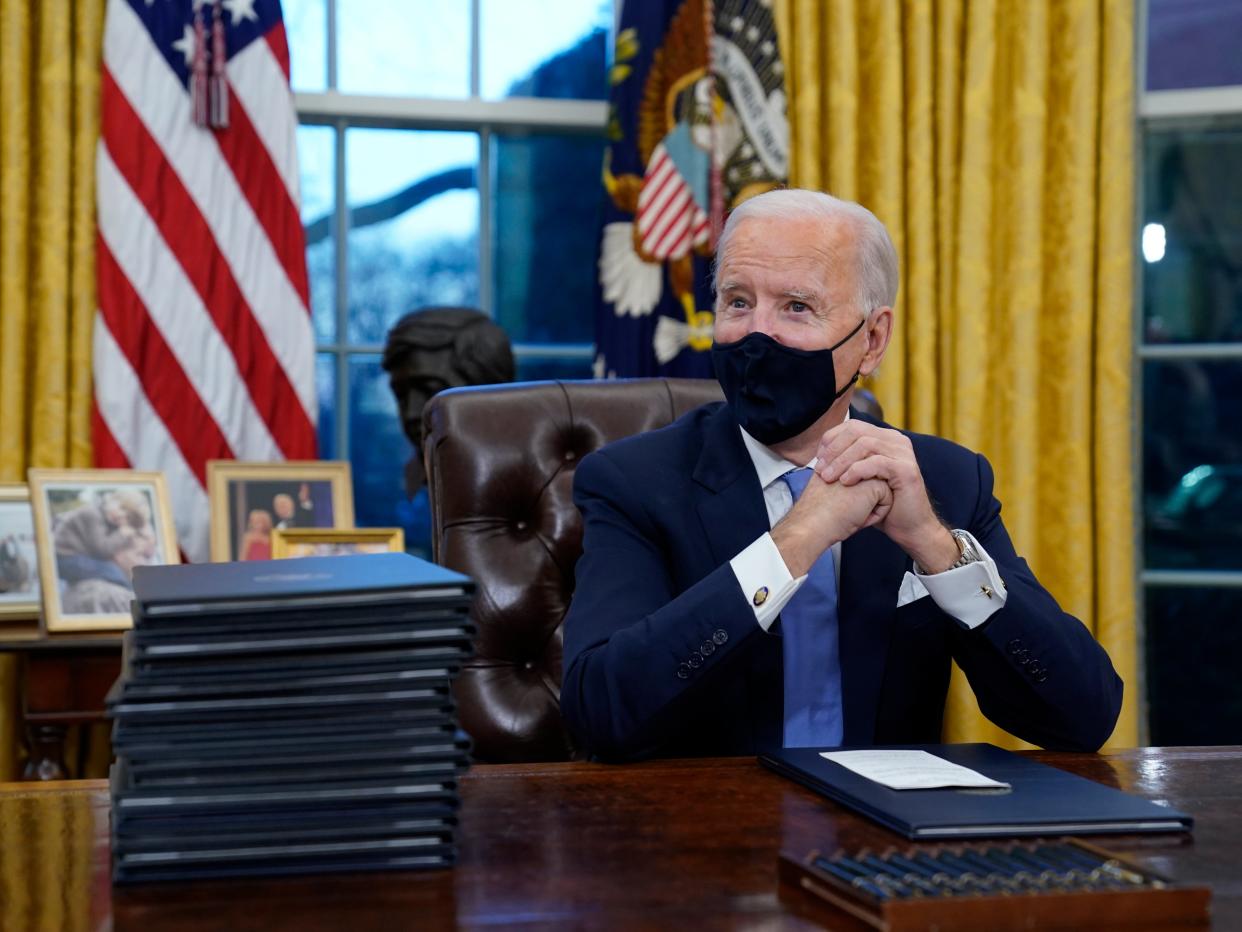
[422,378,724,762]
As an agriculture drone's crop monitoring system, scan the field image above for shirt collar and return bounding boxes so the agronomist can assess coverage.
[737,411,851,490]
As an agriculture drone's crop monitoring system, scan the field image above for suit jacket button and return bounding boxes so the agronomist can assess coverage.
[700,640,716,656]
[1007,638,1023,655]
[676,663,690,679]
[687,651,703,669]
[712,629,729,645]
[1035,671,1049,683]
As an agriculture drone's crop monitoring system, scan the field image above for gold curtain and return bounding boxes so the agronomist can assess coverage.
[774,0,1138,747]
[0,0,105,779]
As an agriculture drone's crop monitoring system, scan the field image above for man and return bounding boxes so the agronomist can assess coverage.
[561,189,1122,762]
[272,488,313,530]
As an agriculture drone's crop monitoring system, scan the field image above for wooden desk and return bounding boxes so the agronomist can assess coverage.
[0,747,1237,930]
[0,634,123,780]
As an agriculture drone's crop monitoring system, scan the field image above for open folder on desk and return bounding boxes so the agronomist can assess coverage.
[760,743,1193,839]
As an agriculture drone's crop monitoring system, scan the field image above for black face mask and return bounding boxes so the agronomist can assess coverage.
[711,319,866,445]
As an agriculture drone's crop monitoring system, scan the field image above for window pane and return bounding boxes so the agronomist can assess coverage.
[347,355,430,557]
[515,355,593,381]
[1144,360,1242,570]
[492,132,604,344]
[316,352,336,458]
[299,125,336,343]
[285,0,327,92]
[1142,125,1242,344]
[480,0,610,100]
[346,129,480,345]
[1146,587,1242,745]
[337,0,470,98]
[1147,0,1242,91]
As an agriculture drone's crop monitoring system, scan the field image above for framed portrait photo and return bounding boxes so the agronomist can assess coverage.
[271,527,405,560]
[27,469,180,633]
[207,460,354,562]
[0,484,42,627]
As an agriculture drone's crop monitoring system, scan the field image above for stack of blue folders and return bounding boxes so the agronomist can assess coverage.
[107,552,475,883]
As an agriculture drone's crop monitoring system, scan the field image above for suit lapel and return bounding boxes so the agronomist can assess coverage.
[691,405,770,566]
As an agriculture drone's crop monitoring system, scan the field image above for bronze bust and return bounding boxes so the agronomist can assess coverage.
[382,307,515,493]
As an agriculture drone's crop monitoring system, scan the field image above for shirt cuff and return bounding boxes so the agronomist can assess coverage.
[729,533,806,632]
[909,530,1007,629]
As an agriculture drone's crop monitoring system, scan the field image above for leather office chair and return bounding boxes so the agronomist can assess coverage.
[422,378,724,762]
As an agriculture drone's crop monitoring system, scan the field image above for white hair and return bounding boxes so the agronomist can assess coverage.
[713,188,900,315]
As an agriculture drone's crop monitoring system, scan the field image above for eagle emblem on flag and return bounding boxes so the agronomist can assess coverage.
[594,0,789,378]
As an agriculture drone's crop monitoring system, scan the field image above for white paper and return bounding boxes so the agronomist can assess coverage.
[819,749,1010,790]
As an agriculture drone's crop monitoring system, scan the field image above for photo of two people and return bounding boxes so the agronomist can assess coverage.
[230,480,334,561]
[28,471,181,631]
[207,461,355,563]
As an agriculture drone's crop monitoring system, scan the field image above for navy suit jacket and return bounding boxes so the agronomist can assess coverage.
[560,402,1123,761]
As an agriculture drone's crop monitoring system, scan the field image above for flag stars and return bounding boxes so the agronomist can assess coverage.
[729,16,743,32]
[172,24,196,65]
[746,25,761,42]
[759,40,775,57]
[223,0,259,25]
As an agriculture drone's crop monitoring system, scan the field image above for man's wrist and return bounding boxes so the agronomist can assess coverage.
[906,524,961,575]
[771,522,818,578]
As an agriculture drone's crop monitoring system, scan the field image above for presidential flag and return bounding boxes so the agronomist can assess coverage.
[93,0,316,562]
[594,0,790,379]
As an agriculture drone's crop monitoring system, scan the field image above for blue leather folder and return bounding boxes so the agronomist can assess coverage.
[760,743,1193,839]
[132,551,473,617]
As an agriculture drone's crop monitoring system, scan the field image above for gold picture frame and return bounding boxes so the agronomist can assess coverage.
[28,469,180,633]
[0,484,41,627]
[207,460,354,562]
[271,527,405,559]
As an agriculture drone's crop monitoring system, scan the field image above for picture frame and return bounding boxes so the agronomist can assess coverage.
[207,460,355,562]
[271,527,405,559]
[28,469,180,633]
[0,484,42,626]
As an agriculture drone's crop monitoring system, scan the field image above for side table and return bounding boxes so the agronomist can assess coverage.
[0,633,123,780]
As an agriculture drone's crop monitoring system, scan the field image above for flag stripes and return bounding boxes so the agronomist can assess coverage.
[94,0,315,560]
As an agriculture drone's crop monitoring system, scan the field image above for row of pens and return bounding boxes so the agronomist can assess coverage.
[810,840,1159,900]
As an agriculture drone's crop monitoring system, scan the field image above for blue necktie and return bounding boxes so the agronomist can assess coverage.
[779,467,844,748]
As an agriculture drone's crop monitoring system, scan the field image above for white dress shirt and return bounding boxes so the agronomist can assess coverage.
[727,426,1008,632]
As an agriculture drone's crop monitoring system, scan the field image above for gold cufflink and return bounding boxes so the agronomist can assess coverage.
[980,585,993,599]
[753,586,769,606]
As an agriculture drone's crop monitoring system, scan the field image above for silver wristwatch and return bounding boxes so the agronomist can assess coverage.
[947,530,981,570]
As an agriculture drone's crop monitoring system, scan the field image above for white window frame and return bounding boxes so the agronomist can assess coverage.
[299,0,608,459]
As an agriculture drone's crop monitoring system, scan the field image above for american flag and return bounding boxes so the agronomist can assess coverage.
[93,0,316,563]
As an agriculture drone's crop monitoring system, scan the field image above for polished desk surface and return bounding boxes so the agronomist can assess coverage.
[0,747,1238,930]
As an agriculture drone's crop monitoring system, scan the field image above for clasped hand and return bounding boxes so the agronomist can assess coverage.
[772,421,958,577]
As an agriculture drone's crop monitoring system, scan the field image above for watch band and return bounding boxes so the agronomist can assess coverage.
[947,529,980,570]
[913,530,981,575]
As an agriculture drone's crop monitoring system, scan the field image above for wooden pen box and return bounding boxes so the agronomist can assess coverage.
[778,839,1211,931]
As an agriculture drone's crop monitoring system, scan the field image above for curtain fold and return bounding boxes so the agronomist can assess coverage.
[0,0,104,779]
[775,0,1138,747]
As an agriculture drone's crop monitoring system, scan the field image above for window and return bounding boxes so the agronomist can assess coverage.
[1140,0,1242,744]
[287,0,611,554]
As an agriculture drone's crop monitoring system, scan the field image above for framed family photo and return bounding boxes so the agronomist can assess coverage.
[27,470,180,633]
[271,527,404,560]
[207,460,354,562]
[0,484,41,627]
